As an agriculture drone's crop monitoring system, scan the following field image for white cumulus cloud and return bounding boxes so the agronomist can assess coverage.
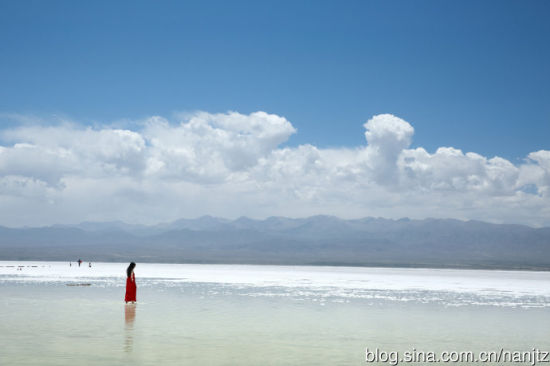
[142,111,296,182]
[0,111,548,227]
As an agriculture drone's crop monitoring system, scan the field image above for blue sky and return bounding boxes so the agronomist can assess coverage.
[1,0,548,161]
[1,0,550,226]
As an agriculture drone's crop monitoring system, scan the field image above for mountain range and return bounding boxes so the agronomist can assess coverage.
[1,216,549,270]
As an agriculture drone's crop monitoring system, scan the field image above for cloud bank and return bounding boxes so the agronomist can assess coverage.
[0,112,548,227]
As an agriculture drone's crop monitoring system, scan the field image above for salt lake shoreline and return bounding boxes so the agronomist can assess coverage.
[1,259,550,272]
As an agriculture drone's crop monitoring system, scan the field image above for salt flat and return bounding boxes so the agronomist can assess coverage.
[2,262,550,365]
[1,261,550,308]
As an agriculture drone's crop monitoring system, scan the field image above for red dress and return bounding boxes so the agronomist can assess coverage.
[125,273,137,302]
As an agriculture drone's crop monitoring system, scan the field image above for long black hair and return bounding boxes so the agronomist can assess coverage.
[127,262,136,278]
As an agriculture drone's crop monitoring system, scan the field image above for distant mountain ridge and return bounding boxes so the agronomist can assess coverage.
[1,216,550,270]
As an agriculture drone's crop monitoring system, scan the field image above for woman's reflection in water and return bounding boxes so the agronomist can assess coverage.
[124,304,136,352]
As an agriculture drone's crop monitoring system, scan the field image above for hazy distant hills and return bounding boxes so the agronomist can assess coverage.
[1,216,550,270]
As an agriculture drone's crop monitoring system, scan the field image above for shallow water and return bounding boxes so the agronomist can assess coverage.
[1,262,549,365]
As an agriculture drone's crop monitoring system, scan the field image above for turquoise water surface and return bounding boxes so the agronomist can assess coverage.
[1,262,549,365]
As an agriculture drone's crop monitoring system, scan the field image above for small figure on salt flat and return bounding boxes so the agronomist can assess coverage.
[125,262,137,304]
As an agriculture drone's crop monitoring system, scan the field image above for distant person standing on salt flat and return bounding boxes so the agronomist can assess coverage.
[125,262,137,304]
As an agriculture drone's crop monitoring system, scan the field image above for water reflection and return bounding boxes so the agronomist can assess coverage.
[124,304,136,352]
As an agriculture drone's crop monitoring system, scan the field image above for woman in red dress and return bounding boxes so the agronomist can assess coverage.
[125,262,137,303]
